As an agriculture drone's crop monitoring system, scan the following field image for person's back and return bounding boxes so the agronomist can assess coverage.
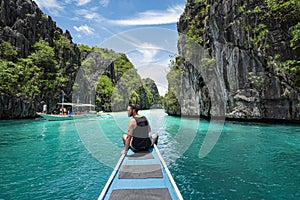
[121,104,158,155]
[131,116,151,151]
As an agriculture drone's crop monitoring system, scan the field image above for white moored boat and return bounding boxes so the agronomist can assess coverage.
[37,103,109,121]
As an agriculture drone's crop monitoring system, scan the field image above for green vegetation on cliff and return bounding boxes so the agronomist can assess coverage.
[0,38,161,114]
[239,0,300,90]
[168,0,300,120]
[0,36,74,100]
[163,56,183,115]
[74,46,162,112]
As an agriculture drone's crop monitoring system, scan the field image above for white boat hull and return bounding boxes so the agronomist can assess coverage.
[37,112,108,121]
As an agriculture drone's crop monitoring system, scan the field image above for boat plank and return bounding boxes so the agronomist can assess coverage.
[99,145,183,200]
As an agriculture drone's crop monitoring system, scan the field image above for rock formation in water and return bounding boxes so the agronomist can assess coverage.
[165,0,300,122]
[0,0,81,119]
[75,48,161,112]
[0,0,161,119]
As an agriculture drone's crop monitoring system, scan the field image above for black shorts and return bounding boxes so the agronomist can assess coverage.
[130,136,155,151]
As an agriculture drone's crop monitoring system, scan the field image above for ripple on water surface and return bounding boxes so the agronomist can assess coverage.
[1,113,300,199]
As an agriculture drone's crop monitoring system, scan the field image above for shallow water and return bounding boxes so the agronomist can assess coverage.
[1,109,300,199]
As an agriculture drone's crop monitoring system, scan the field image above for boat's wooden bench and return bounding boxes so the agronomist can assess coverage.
[98,145,183,200]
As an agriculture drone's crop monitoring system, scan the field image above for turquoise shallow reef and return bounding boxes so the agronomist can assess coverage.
[1,109,300,199]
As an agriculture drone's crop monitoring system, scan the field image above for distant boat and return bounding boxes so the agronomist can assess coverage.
[98,144,183,200]
[37,103,110,121]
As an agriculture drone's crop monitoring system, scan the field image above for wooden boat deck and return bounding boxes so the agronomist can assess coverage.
[98,145,183,200]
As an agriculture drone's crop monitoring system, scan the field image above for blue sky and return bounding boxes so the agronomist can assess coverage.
[34,0,186,95]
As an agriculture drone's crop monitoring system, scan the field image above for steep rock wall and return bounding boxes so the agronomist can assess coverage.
[0,0,81,119]
[172,0,300,121]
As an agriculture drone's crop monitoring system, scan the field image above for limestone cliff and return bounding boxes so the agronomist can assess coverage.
[75,48,161,112]
[166,0,300,122]
[0,0,81,119]
[0,0,161,119]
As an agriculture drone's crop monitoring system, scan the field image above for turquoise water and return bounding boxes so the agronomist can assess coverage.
[1,109,300,199]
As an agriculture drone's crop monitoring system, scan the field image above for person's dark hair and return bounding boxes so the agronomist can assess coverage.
[129,103,140,112]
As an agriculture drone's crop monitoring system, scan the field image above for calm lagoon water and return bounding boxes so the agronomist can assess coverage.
[1,109,300,199]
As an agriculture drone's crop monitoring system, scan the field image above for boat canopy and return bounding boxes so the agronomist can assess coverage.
[57,103,96,107]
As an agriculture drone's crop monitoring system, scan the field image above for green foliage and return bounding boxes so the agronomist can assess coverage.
[95,75,114,110]
[54,33,73,60]
[0,56,41,98]
[279,59,300,88]
[290,22,300,50]
[265,0,300,21]
[78,45,161,111]
[185,0,210,46]
[163,56,184,114]
[0,38,73,99]
[41,13,48,19]
[248,72,265,88]
[29,39,57,70]
[163,89,180,115]
[238,4,247,13]
[187,19,203,45]
[114,53,135,78]
[200,58,216,72]
[55,34,72,50]
[0,41,17,61]
[91,47,118,60]
[237,1,299,90]
[81,57,96,75]
[17,58,41,98]
[256,1,298,21]
[78,44,92,52]
[250,23,269,50]
[0,60,19,94]
[27,39,63,91]
[142,78,161,104]
[166,56,184,90]
[266,0,299,11]
[130,90,140,104]
[128,78,161,108]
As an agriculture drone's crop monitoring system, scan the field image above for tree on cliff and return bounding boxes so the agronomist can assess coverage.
[164,0,299,120]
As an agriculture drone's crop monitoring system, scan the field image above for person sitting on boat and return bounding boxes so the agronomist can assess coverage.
[121,104,158,155]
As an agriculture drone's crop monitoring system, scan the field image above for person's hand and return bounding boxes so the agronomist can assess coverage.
[121,150,127,155]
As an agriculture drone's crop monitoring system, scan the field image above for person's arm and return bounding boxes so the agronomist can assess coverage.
[121,119,135,155]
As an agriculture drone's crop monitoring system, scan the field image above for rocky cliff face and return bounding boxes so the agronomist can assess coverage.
[0,0,80,119]
[0,0,161,119]
[169,0,300,121]
[0,92,36,119]
[1,0,62,57]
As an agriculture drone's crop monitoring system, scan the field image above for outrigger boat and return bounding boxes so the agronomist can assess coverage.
[98,145,183,200]
[37,103,109,121]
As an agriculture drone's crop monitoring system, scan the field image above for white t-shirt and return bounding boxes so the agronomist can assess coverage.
[43,104,47,112]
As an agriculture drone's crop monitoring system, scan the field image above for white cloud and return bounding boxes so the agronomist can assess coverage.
[136,62,170,96]
[109,4,184,26]
[34,0,63,15]
[100,0,109,7]
[75,9,102,20]
[77,0,91,6]
[74,24,95,35]
[126,44,173,95]
[137,43,160,63]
